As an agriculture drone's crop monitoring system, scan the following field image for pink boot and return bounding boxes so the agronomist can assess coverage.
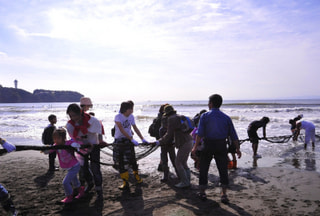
[61,195,73,203]
[75,186,85,199]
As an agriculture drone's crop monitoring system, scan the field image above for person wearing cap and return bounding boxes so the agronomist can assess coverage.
[80,97,93,112]
[80,97,105,140]
[247,116,270,158]
[158,104,178,182]
[156,104,193,188]
[76,97,95,198]
[191,94,241,204]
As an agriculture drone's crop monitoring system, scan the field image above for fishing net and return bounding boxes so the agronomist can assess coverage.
[101,144,159,161]
[239,133,320,144]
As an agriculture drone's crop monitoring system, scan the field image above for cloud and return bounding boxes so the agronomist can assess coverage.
[0,51,8,58]
[0,0,320,101]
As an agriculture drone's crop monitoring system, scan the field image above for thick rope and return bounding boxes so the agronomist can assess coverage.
[2,133,319,164]
[0,144,91,156]
[0,142,159,167]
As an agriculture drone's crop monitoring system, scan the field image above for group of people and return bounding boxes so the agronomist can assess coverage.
[247,113,316,160]
[40,98,108,206]
[289,114,316,148]
[147,95,242,203]
[41,98,148,207]
[1,94,317,215]
[148,94,317,203]
[40,94,243,206]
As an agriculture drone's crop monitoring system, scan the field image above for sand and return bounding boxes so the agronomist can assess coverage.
[1,150,320,216]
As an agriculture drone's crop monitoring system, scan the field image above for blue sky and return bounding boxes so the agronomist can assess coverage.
[1,0,320,102]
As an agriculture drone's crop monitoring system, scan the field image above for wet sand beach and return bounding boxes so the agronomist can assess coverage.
[1,150,320,216]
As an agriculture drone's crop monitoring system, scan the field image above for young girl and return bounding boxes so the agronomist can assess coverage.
[50,128,81,203]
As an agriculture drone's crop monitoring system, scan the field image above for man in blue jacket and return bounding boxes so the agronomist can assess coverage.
[191,94,241,204]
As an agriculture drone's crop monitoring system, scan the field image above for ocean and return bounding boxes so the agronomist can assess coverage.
[1,99,320,172]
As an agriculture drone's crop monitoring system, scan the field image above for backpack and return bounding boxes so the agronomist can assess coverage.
[42,125,56,145]
[111,126,115,137]
[180,115,195,133]
[148,117,162,139]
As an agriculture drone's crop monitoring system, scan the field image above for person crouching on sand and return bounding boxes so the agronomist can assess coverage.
[49,128,82,204]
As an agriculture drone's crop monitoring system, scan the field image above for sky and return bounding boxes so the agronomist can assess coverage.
[0,0,320,103]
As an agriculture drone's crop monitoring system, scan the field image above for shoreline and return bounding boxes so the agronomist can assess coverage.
[1,150,320,215]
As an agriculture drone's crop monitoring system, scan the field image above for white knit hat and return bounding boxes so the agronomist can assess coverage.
[80,97,92,106]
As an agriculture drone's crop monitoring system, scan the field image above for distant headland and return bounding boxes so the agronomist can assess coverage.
[0,85,84,103]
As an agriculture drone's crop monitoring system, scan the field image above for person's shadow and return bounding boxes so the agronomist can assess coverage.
[165,171,252,216]
[34,170,55,187]
[119,184,146,215]
[305,151,316,171]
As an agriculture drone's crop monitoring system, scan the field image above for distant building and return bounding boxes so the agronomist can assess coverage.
[14,79,18,89]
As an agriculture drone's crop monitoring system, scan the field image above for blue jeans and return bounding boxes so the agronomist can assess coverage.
[63,163,81,196]
[0,184,9,201]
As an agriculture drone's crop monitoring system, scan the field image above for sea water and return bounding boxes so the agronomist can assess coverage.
[1,99,320,172]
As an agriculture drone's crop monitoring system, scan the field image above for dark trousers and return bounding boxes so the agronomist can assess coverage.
[82,145,102,189]
[79,154,93,186]
[199,139,229,187]
[114,138,139,173]
[48,152,56,170]
[0,184,8,201]
[0,184,14,212]
[160,144,176,169]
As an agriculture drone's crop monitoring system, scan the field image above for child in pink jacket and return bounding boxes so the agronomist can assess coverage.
[51,128,82,203]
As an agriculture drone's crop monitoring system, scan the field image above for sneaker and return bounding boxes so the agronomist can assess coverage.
[8,209,18,216]
[174,182,190,188]
[61,195,73,203]
[253,154,262,159]
[49,167,59,172]
[75,186,85,199]
[221,194,229,204]
[197,192,207,201]
[95,190,104,208]
[160,177,168,183]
